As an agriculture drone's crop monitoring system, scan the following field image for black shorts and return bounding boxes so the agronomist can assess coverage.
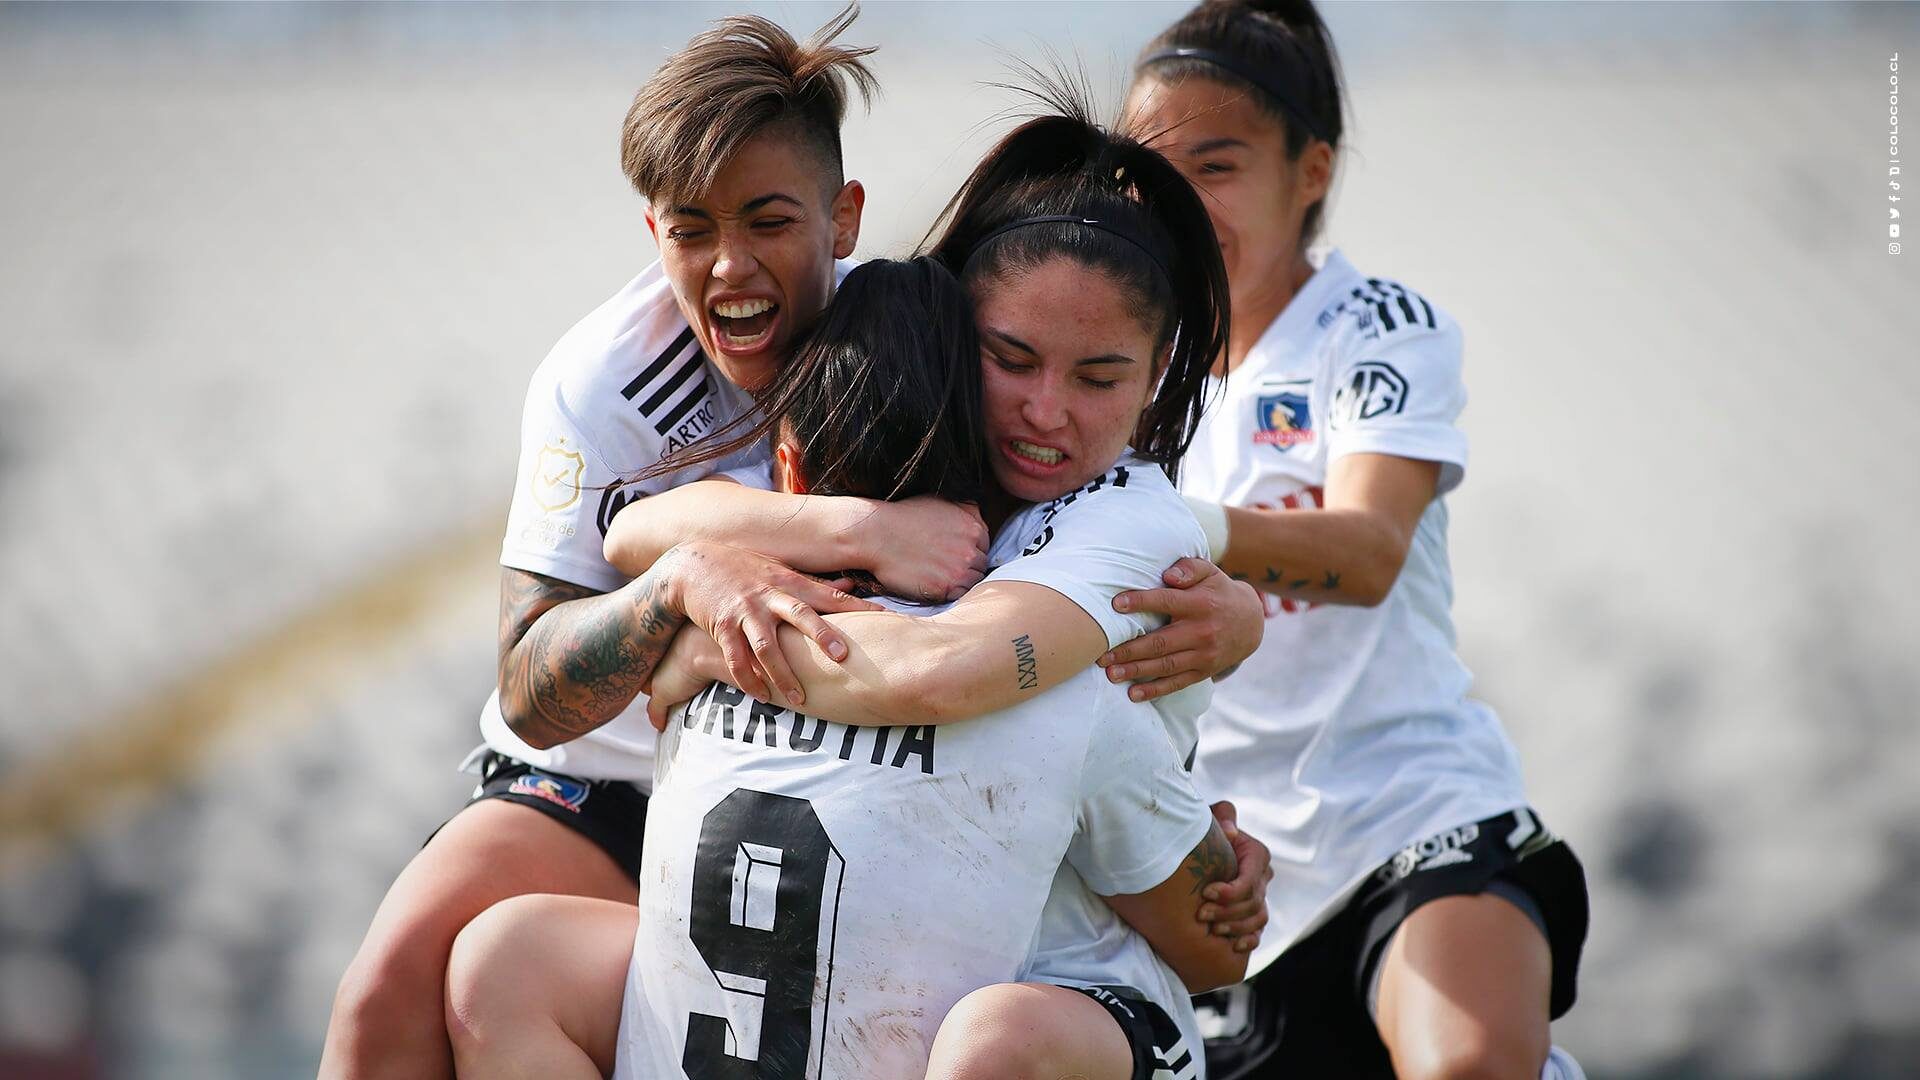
[1069,984,1200,1080]
[1193,808,1589,1080]
[450,751,650,880]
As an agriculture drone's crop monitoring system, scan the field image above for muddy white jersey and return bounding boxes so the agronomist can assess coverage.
[984,452,1214,756]
[614,598,1211,1080]
[983,455,1215,1077]
[478,260,852,787]
[1180,249,1528,973]
[1023,860,1206,1079]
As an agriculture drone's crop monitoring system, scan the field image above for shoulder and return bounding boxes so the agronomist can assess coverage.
[1065,670,1153,757]
[536,262,687,390]
[1305,262,1465,422]
[524,262,718,451]
[1077,686,1200,817]
[993,457,1203,565]
[1311,257,1456,349]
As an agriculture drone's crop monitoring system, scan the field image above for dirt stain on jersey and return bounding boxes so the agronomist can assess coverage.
[925,774,1028,857]
[841,1008,930,1074]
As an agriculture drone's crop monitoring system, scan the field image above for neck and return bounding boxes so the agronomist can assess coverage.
[1221,253,1317,375]
[981,486,1023,537]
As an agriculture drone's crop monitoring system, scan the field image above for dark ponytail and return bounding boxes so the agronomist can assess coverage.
[626,257,987,504]
[923,77,1228,480]
[1136,0,1346,244]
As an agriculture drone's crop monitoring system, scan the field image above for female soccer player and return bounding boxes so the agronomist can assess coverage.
[447,255,1244,1080]
[447,99,1269,1078]
[1114,3,1591,1078]
[625,97,1272,1080]
[322,10,1258,1077]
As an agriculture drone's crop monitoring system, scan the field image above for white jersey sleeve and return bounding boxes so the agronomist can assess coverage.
[1323,295,1470,496]
[500,370,646,593]
[983,455,1210,650]
[1066,701,1212,896]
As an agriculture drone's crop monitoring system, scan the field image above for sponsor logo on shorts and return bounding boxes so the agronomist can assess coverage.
[1253,382,1314,449]
[1377,822,1480,883]
[508,771,590,813]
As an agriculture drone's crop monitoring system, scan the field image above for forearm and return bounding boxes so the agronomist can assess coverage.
[763,583,1106,726]
[498,566,687,750]
[1218,504,1407,607]
[603,483,868,577]
[1107,822,1248,993]
[760,614,948,726]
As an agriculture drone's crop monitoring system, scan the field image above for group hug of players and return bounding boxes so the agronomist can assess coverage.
[317,2,1591,1078]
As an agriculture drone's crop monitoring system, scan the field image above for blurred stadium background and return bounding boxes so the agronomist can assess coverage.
[1,1,1915,1077]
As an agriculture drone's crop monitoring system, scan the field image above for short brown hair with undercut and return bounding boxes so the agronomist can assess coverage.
[621,3,877,209]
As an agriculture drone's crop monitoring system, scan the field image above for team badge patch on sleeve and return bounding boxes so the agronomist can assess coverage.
[1253,380,1314,450]
[530,439,587,512]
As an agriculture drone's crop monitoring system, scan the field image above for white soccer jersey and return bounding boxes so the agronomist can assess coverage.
[477,260,851,787]
[614,599,1211,1080]
[984,451,1214,755]
[1022,860,1206,1079]
[1180,249,1529,974]
[982,454,1216,1077]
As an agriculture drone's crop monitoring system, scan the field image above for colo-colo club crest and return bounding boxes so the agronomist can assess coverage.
[1254,380,1314,450]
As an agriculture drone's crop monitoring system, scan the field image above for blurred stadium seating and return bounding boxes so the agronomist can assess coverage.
[0,3,1914,1077]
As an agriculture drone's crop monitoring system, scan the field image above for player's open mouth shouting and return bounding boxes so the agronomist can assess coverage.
[707,293,781,354]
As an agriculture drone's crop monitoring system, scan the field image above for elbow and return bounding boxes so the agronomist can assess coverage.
[1345,568,1396,608]
[1176,948,1249,994]
[497,687,560,751]
[1345,540,1412,608]
[876,641,973,725]
[877,673,961,725]
[601,534,644,577]
[504,715,559,752]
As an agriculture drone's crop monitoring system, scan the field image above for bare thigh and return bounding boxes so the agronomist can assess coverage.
[446,894,639,1078]
[319,799,637,1080]
[926,982,1135,1080]
[1374,891,1552,1080]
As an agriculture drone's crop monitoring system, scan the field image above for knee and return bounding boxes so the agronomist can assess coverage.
[1395,1030,1546,1080]
[331,911,460,1036]
[442,896,544,1052]
[929,985,1117,1080]
[928,986,1047,1080]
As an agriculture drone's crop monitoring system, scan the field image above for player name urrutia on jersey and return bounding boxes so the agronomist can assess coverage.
[681,681,937,774]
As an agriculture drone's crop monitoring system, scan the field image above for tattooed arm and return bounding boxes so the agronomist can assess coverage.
[1103,821,1251,992]
[495,565,686,751]
[500,544,880,749]
[1099,470,1417,695]
[1213,452,1441,608]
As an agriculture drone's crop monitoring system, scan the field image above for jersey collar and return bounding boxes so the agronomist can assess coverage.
[1238,247,1355,373]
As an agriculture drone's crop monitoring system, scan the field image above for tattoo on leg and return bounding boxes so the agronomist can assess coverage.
[1320,570,1341,591]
